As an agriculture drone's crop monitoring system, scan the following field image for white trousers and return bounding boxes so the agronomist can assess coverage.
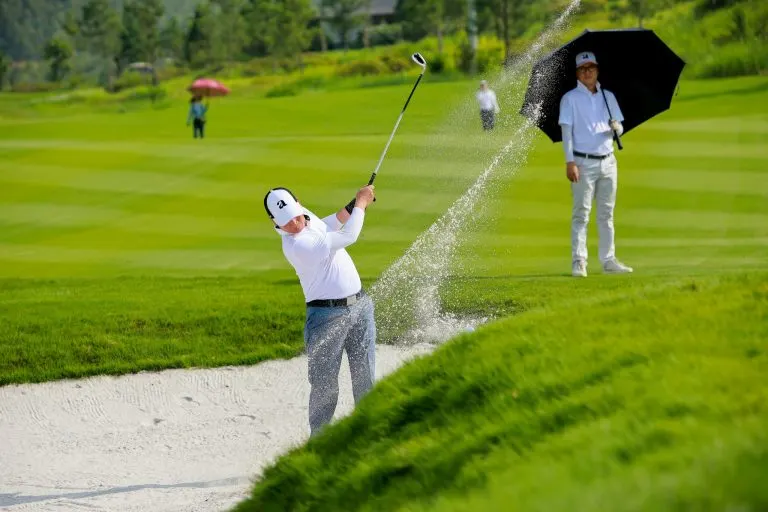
[571,154,618,264]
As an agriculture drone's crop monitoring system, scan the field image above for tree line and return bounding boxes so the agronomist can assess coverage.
[0,0,750,88]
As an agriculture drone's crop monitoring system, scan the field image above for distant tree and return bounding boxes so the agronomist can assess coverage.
[242,0,313,67]
[76,0,122,86]
[210,0,248,62]
[159,17,185,61]
[242,0,280,58]
[321,0,370,50]
[275,0,315,65]
[185,3,217,67]
[396,0,465,54]
[478,0,533,61]
[608,0,664,27]
[0,50,9,89]
[43,37,73,82]
[117,0,164,71]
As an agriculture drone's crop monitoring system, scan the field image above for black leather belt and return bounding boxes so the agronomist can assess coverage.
[307,289,365,308]
[574,150,612,160]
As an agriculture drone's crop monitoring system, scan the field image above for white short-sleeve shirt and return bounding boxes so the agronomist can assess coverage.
[558,81,624,156]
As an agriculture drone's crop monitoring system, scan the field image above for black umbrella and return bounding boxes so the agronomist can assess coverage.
[520,28,685,149]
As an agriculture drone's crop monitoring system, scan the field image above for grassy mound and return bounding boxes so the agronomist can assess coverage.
[234,271,768,512]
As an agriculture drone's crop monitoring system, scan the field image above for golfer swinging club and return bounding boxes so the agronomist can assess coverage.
[264,184,376,437]
[559,51,633,277]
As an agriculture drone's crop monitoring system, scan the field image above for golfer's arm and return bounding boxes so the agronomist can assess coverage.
[561,124,575,163]
[334,208,351,225]
[326,208,365,250]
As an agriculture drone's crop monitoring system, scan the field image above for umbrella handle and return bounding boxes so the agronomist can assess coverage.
[613,131,624,151]
[601,89,624,151]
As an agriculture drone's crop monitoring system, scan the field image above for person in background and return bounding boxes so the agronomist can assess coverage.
[476,80,500,131]
[187,95,208,139]
[558,51,633,278]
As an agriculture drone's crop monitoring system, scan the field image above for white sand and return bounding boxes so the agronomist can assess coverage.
[0,344,434,511]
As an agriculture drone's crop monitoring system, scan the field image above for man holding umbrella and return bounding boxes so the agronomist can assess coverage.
[521,29,685,278]
[559,51,633,277]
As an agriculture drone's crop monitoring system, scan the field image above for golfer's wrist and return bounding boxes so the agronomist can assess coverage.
[344,198,356,214]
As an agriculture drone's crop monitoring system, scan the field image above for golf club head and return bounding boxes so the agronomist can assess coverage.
[411,52,427,70]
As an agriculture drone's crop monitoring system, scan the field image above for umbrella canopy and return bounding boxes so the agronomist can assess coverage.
[188,78,230,97]
[520,28,685,143]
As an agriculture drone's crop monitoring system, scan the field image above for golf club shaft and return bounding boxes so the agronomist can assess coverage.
[368,73,424,186]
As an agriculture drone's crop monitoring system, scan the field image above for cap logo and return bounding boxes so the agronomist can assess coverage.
[277,200,287,209]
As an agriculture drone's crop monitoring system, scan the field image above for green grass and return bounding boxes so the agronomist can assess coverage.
[0,75,767,385]
[234,271,768,512]
[0,277,305,385]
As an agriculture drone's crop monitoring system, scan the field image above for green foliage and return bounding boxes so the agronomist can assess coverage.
[396,0,466,52]
[335,57,388,77]
[693,41,768,78]
[184,3,216,68]
[321,0,370,50]
[265,82,301,97]
[76,0,122,59]
[159,17,185,61]
[112,69,151,92]
[455,34,504,73]
[43,37,74,83]
[116,0,165,73]
[243,0,314,64]
[209,0,249,62]
[0,50,9,89]
[607,0,666,27]
[364,23,404,47]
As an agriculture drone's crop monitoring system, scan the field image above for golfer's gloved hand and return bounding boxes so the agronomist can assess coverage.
[345,185,376,212]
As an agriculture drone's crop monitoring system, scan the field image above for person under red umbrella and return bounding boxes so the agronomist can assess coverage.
[187,94,208,139]
[186,78,229,139]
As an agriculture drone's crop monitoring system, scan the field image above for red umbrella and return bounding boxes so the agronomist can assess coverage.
[187,78,230,97]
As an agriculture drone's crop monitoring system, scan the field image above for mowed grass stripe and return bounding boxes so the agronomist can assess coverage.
[0,243,279,271]
[493,200,768,231]
[520,165,768,197]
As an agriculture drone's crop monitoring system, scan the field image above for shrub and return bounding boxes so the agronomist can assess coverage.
[336,58,388,77]
[692,41,768,78]
[378,53,411,73]
[10,82,61,93]
[364,23,404,47]
[265,82,300,98]
[455,35,504,74]
[124,86,168,103]
[112,70,150,93]
[429,53,450,74]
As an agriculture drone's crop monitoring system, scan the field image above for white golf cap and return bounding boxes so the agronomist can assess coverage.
[575,51,598,68]
[264,187,303,227]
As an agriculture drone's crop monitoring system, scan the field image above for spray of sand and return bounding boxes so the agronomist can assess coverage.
[370,0,581,344]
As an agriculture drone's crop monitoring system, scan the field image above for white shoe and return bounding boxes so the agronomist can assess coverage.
[603,258,633,274]
[572,260,587,277]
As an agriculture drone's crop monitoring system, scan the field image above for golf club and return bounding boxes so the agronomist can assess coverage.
[367,52,427,187]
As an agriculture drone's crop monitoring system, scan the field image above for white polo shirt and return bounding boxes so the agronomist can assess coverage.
[558,81,623,156]
[279,207,364,303]
[476,89,499,112]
